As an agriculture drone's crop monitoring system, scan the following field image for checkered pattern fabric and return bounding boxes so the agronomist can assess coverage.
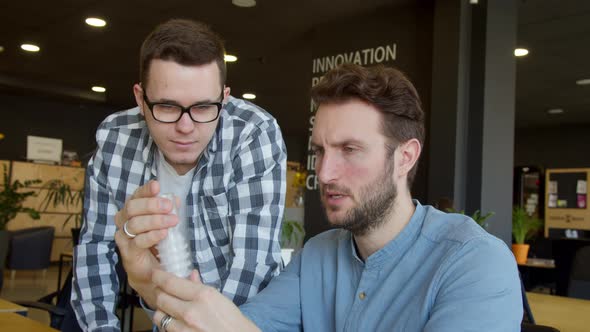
[71,96,286,331]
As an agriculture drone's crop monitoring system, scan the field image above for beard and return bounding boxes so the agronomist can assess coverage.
[320,163,397,236]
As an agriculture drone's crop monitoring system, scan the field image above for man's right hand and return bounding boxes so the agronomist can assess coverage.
[114,180,178,308]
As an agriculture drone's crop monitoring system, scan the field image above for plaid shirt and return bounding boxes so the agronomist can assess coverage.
[72,96,286,331]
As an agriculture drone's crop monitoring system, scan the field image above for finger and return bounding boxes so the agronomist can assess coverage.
[153,269,204,301]
[114,181,160,229]
[125,196,173,220]
[131,180,160,200]
[131,228,169,249]
[153,310,193,332]
[123,214,178,237]
[190,270,202,283]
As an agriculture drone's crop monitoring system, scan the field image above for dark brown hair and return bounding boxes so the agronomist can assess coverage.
[311,63,425,186]
[139,19,226,89]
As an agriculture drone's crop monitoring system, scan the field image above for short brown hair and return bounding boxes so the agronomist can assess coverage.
[311,63,425,186]
[139,19,226,89]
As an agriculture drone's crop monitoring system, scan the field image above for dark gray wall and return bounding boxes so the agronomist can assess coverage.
[304,3,434,239]
[515,125,590,168]
[0,92,115,162]
[0,91,307,164]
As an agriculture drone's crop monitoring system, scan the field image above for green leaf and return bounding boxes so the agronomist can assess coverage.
[512,206,543,244]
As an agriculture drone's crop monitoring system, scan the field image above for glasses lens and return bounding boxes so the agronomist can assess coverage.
[152,104,182,122]
[190,104,219,122]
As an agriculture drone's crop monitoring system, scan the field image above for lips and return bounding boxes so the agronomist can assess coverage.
[326,190,347,199]
[171,140,195,147]
[320,184,352,206]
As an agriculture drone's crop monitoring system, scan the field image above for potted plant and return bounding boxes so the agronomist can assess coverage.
[511,206,543,264]
[446,208,495,230]
[280,219,305,265]
[38,178,84,245]
[0,164,41,288]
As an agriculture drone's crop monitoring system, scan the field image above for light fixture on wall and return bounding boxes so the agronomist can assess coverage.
[92,86,106,93]
[21,44,40,52]
[576,78,590,86]
[242,93,256,100]
[224,54,238,62]
[0,133,4,140]
[85,17,107,28]
[469,0,479,4]
[0,46,4,53]
[514,48,529,57]
[547,108,564,115]
[232,0,256,8]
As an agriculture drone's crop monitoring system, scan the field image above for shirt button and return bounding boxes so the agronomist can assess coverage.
[359,292,366,300]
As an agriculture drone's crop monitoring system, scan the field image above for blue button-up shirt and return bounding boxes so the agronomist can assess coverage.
[241,202,523,331]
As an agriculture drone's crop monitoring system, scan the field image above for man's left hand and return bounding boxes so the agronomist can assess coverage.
[152,269,261,332]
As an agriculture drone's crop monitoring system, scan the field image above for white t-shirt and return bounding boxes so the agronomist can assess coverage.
[156,150,196,235]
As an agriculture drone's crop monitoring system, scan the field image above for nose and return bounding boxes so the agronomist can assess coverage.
[316,151,340,184]
[175,112,195,133]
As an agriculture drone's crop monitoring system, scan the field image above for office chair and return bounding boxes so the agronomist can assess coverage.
[521,323,560,332]
[15,268,82,331]
[520,273,561,332]
[6,226,55,279]
[520,272,535,324]
[567,245,590,300]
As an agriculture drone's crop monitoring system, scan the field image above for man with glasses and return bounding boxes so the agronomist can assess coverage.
[72,19,286,331]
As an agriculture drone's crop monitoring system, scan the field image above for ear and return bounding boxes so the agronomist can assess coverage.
[222,85,231,102]
[395,138,422,181]
[133,83,145,116]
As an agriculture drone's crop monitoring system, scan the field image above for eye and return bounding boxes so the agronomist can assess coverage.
[192,104,216,111]
[157,104,178,111]
[311,147,323,156]
[343,146,356,153]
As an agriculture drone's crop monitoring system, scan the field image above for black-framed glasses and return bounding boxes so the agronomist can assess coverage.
[142,91,223,123]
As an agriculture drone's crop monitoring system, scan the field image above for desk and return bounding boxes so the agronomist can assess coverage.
[519,259,556,294]
[0,298,27,314]
[527,292,590,332]
[519,258,556,269]
[0,312,58,331]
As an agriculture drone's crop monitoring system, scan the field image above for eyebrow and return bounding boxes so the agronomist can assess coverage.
[154,97,219,105]
[149,90,223,105]
[310,138,367,149]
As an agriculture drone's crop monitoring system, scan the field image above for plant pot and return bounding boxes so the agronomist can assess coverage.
[512,243,530,264]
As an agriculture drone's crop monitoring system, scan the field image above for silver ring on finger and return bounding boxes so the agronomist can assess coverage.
[161,314,174,332]
[123,220,137,238]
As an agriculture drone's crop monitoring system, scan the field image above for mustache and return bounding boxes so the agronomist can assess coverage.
[320,183,352,196]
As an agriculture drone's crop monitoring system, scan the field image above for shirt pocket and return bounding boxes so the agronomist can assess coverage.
[200,192,232,248]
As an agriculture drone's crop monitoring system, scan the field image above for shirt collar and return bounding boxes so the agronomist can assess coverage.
[350,200,426,269]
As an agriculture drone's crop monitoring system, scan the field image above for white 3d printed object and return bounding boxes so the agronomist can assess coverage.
[156,193,192,278]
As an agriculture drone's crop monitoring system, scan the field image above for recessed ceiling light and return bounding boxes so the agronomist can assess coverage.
[0,46,4,53]
[547,108,564,115]
[514,48,529,57]
[21,44,40,52]
[92,86,106,93]
[85,17,107,27]
[242,93,256,100]
[232,0,256,7]
[224,54,238,62]
[469,0,479,4]
[0,133,4,140]
[576,78,590,86]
